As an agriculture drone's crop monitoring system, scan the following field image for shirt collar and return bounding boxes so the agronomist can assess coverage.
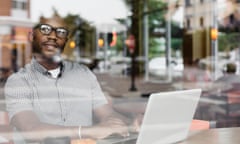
[31,58,65,76]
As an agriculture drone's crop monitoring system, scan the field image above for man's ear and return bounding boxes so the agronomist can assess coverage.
[62,37,68,51]
[63,37,68,46]
[28,31,34,42]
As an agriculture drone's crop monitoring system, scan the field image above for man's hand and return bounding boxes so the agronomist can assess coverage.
[131,113,144,133]
[90,117,129,139]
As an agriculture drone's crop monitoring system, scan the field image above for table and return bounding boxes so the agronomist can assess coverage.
[0,125,13,144]
[2,127,240,144]
[97,127,240,144]
[181,127,240,144]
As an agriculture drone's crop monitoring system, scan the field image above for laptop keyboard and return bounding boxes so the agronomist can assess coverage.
[104,133,125,139]
[97,132,138,144]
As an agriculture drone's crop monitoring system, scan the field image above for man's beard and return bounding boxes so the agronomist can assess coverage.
[32,42,63,63]
[40,49,63,64]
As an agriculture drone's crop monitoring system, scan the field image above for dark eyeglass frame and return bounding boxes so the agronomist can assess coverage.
[34,24,69,39]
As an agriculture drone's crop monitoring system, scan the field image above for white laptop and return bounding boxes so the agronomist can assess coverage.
[98,89,202,144]
[136,88,202,144]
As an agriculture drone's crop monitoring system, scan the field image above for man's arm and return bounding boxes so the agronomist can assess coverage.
[94,101,145,133]
[11,109,129,142]
[11,111,79,142]
[93,104,131,124]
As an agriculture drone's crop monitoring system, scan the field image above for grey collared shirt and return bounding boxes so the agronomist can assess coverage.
[4,58,107,126]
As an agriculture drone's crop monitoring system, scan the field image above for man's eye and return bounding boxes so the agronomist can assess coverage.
[41,26,51,33]
[56,29,68,37]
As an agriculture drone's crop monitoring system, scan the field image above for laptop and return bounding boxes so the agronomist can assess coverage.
[97,89,202,144]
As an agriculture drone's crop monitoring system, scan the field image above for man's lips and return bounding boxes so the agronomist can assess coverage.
[42,43,59,50]
[45,45,56,50]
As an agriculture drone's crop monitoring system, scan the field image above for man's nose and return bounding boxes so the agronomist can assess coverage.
[47,30,58,40]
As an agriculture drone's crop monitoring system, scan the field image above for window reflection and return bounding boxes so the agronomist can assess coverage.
[1,0,240,143]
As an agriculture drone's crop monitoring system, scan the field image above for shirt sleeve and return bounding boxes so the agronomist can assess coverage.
[85,68,108,109]
[4,73,33,122]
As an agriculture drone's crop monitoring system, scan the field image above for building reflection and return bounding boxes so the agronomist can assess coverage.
[0,0,33,72]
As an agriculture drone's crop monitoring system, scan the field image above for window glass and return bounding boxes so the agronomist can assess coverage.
[2,0,240,143]
[11,0,17,9]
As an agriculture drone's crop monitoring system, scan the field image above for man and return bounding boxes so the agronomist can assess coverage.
[4,14,131,143]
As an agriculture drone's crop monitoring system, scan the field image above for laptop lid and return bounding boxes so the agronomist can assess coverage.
[136,89,202,144]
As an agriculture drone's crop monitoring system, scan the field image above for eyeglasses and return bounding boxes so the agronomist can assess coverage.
[34,24,69,38]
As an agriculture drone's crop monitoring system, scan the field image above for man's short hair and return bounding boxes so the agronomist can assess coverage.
[33,13,67,30]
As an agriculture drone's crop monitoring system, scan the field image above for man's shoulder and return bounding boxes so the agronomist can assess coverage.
[6,64,31,81]
[63,60,90,72]
[16,63,32,75]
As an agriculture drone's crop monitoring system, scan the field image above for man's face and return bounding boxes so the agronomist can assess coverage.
[32,19,68,60]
